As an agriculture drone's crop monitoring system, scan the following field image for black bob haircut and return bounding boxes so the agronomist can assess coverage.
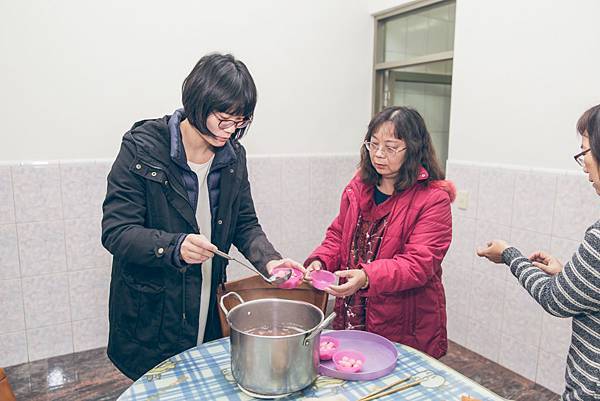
[182,53,257,142]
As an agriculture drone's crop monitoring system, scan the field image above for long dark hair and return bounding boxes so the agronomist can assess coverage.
[577,104,600,163]
[359,106,445,192]
[182,53,257,142]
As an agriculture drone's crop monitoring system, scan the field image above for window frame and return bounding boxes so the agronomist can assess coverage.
[372,0,455,114]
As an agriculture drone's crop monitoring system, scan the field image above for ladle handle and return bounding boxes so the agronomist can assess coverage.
[219,291,245,316]
[303,312,336,346]
[213,249,272,283]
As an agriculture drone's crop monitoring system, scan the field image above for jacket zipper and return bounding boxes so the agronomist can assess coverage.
[181,267,187,324]
[181,227,201,327]
[168,180,192,206]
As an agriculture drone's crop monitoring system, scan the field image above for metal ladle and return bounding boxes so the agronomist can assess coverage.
[213,249,292,285]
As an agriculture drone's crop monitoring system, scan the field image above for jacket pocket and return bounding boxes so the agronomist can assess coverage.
[368,291,416,338]
[120,273,165,346]
[130,158,167,184]
[397,291,417,335]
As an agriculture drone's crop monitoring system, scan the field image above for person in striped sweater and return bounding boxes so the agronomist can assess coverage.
[477,104,600,401]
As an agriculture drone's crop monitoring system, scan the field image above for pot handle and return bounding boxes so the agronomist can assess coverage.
[219,291,245,317]
[303,312,336,346]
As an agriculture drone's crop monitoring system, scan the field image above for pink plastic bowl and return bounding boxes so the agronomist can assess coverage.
[272,266,303,289]
[332,349,366,373]
[319,336,340,360]
[310,270,336,290]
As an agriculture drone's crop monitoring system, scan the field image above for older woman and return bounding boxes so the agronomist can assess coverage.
[477,105,600,400]
[305,106,455,358]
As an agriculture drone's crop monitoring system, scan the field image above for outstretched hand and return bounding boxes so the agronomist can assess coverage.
[476,239,510,264]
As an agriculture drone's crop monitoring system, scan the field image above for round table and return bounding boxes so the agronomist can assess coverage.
[117,336,506,400]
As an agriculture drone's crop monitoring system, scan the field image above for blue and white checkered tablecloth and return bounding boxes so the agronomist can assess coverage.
[117,337,506,401]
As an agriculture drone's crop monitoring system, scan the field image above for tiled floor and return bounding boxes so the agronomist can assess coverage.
[440,343,559,401]
[5,348,130,401]
[5,341,559,401]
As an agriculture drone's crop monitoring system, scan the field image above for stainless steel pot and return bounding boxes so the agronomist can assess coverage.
[220,292,336,396]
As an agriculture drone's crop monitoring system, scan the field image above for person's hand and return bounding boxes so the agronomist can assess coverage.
[266,258,306,275]
[304,260,323,282]
[180,234,217,264]
[476,239,510,264]
[528,251,563,275]
[325,269,367,298]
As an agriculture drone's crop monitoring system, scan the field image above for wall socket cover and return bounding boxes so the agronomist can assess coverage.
[456,190,469,210]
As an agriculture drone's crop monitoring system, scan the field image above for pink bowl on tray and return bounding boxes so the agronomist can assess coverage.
[309,270,336,290]
[272,266,303,289]
[333,349,366,373]
[319,336,340,360]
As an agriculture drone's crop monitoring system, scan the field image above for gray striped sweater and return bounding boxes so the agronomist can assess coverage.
[502,222,600,401]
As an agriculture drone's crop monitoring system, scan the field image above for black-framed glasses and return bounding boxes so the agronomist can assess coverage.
[214,114,252,130]
[574,148,591,167]
[363,141,406,157]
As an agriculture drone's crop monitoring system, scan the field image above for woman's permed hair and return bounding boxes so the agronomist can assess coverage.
[359,106,445,192]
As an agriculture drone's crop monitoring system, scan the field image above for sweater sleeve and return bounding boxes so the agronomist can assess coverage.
[501,226,600,317]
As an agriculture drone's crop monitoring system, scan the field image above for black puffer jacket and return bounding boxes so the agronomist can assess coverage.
[101,115,280,380]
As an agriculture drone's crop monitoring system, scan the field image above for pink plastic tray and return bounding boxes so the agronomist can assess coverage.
[319,330,398,381]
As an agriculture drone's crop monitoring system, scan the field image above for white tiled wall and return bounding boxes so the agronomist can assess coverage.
[0,154,358,366]
[1,155,581,395]
[444,159,593,395]
[0,161,112,367]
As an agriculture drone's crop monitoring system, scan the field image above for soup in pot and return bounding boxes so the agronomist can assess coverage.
[245,324,305,336]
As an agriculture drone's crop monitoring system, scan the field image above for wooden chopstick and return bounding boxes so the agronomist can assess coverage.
[356,376,411,401]
[357,376,429,401]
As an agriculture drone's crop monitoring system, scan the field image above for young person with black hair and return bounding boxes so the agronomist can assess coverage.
[102,53,304,380]
[304,106,455,358]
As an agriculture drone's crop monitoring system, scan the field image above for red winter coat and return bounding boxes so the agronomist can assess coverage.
[306,168,454,358]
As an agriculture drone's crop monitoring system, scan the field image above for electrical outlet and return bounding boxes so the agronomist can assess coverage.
[456,190,469,210]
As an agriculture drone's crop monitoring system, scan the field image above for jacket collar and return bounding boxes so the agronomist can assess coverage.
[349,165,430,193]
[347,166,429,215]
[168,108,237,171]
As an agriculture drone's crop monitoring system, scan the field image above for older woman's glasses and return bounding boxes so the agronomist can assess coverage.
[574,148,591,167]
[214,114,252,129]
[363,141,406,157]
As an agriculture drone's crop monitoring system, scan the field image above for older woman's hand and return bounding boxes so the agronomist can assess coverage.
[529,251,563,275]
[476,239,510,264]
[325,269,367,297]
[303,260,323,282]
